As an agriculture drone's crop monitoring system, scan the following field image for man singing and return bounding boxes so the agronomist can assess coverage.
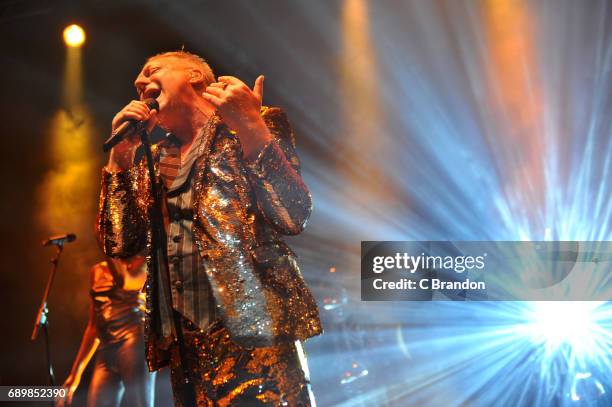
[97,51,321,406]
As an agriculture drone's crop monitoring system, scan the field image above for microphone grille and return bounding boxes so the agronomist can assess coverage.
[144,98,159,111]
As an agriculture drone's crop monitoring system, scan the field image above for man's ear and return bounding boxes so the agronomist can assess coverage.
[188,68,204,87]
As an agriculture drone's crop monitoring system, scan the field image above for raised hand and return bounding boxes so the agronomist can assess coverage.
[201,75,271,158]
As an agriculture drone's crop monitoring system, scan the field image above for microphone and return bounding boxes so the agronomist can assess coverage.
[42,233,76,247]
[103,98,159,152]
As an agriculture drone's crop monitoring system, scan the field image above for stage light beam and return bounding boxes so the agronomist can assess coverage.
[63,24,85,47]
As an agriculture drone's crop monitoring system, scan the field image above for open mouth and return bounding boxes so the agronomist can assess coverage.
[142,87,161,101]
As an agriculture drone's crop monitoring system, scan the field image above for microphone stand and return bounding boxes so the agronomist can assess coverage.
[139,130,196,406]
[31,242,65,387]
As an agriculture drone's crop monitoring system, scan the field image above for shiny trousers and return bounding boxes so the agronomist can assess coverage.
[88,336,156,407]
[169,318,315,406]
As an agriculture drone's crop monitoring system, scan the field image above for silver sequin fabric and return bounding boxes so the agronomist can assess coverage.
[97,107,322,371]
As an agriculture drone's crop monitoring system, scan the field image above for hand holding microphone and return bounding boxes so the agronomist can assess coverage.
[104,98,158,170]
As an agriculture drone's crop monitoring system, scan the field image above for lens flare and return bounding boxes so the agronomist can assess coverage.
[525,302,605,355]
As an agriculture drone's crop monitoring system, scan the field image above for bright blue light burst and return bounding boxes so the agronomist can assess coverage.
[148,1,612,406]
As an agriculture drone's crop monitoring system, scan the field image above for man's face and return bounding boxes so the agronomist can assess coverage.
[133,56,193,118]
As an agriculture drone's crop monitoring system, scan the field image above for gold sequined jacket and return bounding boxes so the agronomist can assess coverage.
[97,107,322,370]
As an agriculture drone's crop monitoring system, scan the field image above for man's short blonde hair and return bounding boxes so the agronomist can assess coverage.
[148,50,216,89]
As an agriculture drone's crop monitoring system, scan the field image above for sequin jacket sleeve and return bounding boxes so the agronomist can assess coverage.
[97,165,149,258]
[246,107,312,235]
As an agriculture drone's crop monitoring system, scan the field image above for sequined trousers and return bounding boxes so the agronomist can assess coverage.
[169,316,315,406]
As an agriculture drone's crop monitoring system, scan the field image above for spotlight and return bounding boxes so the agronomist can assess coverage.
[63,24,85,47]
